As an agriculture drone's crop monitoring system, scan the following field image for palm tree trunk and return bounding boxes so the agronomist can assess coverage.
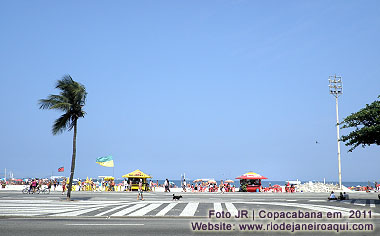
[67,119,77,199]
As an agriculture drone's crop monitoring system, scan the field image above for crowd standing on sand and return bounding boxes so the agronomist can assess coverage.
[2,178,380,199]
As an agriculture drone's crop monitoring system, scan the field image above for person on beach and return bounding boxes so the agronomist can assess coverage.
[32,179,38,193]
[123,178,128,191]
[149,180,153,192]
[78,180,82,191]
[110,180,115,191]
[129,180,132,191]
[62,179,66,195]
[182,179,187,192]
[164,179,170,192]
[219,181,224,194]
[38,179,43,191]
[53,179,57,191]
[30,179,35,193]
[137,179,144,200]
[98,180,102,191]
[343,192,349,200]
[47,180,52,193]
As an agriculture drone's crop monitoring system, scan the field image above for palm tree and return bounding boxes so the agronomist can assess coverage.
[39,75,87,199]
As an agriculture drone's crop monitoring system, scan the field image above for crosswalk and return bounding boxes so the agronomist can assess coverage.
[0,199,378,217]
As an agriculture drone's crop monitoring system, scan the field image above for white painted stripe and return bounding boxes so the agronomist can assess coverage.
[180,202,199,216]
[128,204,161,216]
[0,208,83,214]
[0,200,52,203]
[214,203,223,212]
[286,200,297,202]
[370,200,375,208]
[95,205,126,216]
[0,213,41,216]
[156,203,177,216]
[225,203,238,217]
[66,224,144,226]
[111,204,146,216]
[53,206,104,216]
[353,200,366,206]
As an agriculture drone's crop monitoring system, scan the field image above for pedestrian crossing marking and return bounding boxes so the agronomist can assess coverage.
[179,202,199,216]
[0,199,378,218]
[95,205,126,216]
[156,203,177,216]
[213,203,222,212]
[225,203,238,217]
[353,200,366,206]
[128,204,161,216]
[111,204,146,216]
[54,206,104,216]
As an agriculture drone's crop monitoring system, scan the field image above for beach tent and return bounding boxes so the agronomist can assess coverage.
[236,171,268,192]
[122,169,152,191]
[122,169,152,179]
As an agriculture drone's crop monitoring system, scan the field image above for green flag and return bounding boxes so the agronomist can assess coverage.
[96,155,114,167]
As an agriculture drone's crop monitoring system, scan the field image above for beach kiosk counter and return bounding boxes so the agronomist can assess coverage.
[236,172,268,192]
[122,169,151,191]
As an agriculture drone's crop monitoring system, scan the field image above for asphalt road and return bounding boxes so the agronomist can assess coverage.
[1,190,379,235]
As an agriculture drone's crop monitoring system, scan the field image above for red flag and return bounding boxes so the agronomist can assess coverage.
[58,167,64,172]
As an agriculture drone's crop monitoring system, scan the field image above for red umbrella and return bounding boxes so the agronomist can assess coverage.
[235,172,268,180]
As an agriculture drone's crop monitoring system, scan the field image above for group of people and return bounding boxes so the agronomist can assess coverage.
[328,191,349,200]
[28,179,54,193]
[185,181,234,193]
[284,183,296,193]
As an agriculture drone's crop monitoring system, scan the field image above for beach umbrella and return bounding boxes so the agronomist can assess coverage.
[225,180,234,183]
[208,180,216,184]
[193,179,206,182]
[236,172,268,180]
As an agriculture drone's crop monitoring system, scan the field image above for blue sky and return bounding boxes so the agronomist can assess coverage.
[1,1,380,181]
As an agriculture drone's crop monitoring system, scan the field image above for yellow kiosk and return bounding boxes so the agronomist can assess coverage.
[122,169,151,191]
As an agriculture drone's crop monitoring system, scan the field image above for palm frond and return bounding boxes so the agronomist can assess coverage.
[40,74,87,135]
[52,112,73,135]
[39,94,71,111]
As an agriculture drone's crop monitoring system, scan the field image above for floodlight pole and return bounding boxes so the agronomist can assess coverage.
[329,75,343,190]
